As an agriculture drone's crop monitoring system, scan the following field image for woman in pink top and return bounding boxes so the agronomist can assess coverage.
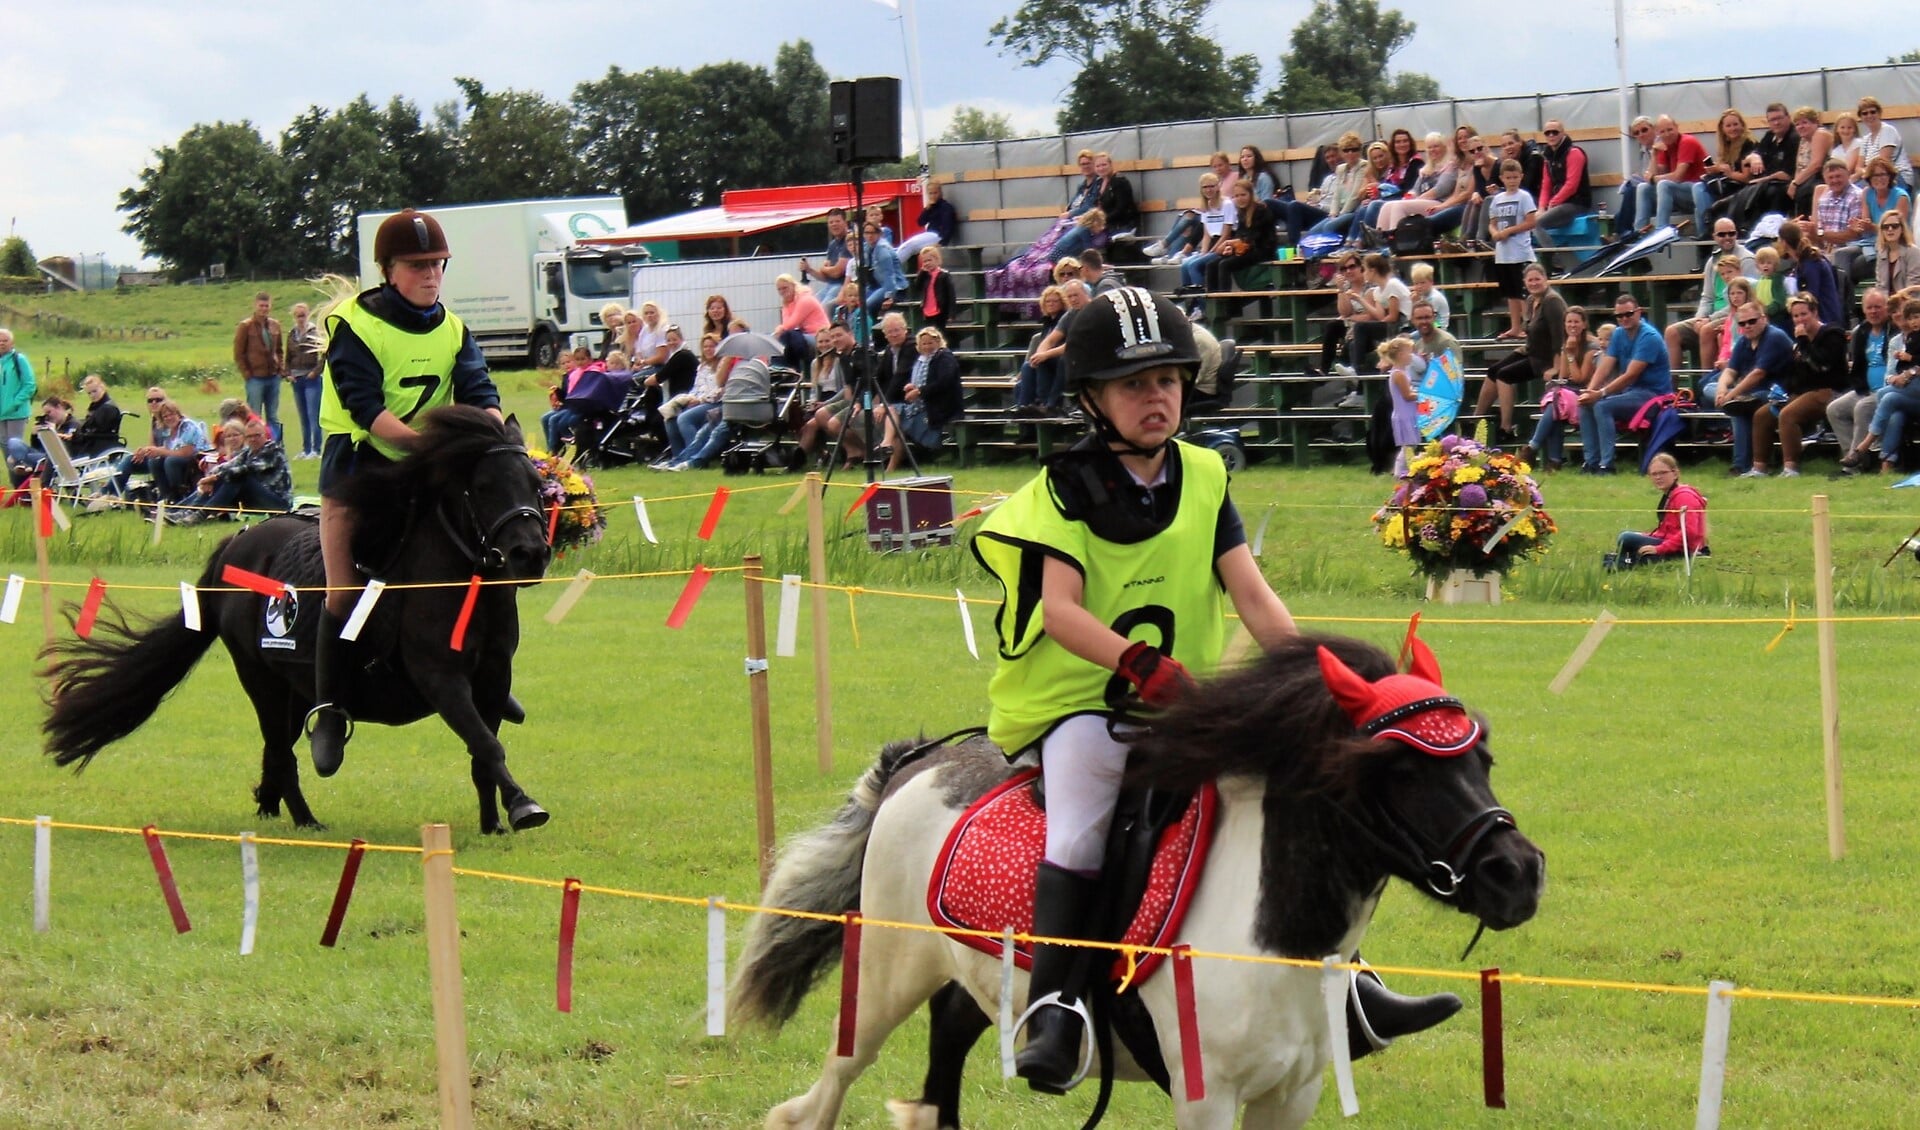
[775,273,830,370]
[1609,452,1708,569]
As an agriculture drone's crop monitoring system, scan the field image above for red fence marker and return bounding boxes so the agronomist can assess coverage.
[546,502,560,547]
[37,488,54,537]
[448,574,483,651]
[1398,611,1423,670]
[0,484,23,508]
[556,878,582,1013]
[141,825,191,934]
[843,482,881,521]
[696,486,731,540]
[1481,967,1506,1109]
[1172,944,1206,1101]
[835,913,863,1058]
[221,564,286,598]
[319,839,367,947]
[74,578,107,639]
[665,565,712,629]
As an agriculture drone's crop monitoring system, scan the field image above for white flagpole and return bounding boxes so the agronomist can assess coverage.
[900,0,929,172]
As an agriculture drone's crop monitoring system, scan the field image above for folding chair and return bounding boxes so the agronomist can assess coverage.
[38,426,130,507]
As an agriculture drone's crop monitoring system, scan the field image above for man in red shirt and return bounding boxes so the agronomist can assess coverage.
[1635,115,1708,234]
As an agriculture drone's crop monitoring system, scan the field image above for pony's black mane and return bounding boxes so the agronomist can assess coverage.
[1126,633,1444,957]
[332,406,521,567]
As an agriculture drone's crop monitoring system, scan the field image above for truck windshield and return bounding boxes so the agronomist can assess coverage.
[566,258,632,300]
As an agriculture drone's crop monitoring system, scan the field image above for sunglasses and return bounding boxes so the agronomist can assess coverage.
[146,396,164,403]
[1715,229,1738,237]
[1544,129,1563,137]
[1884,223,1905,231]
[1736,317,1763,327]
[1341,146,1361,153]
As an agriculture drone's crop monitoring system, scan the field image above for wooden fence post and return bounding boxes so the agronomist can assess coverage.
[419,823,474,1130]
[743,555,777,889]
[805,473,834,775]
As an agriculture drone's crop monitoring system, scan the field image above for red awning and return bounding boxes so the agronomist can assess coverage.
[582,178,924,246]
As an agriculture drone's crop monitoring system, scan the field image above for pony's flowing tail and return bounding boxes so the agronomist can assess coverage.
[40,549,230,768]
[728,738,924,1028]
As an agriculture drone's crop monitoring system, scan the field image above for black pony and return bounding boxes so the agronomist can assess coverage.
[42,406,554,834]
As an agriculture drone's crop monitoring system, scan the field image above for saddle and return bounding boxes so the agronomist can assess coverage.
[928,769,1217,987]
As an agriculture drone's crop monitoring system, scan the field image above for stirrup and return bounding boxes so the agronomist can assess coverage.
[1012,990,1096,1092]
[302,702,355,747]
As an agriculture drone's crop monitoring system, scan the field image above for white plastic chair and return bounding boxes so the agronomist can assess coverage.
[37,426,130,506]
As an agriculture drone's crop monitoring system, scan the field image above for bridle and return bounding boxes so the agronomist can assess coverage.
[1330,779,1517,960]
[433,443,546,572]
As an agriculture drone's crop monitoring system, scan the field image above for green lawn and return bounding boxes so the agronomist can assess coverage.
[4,458,1920,1127]
[5,278,1920,1125]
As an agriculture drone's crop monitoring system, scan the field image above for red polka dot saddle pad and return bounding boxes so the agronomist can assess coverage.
[927,768,1218,985]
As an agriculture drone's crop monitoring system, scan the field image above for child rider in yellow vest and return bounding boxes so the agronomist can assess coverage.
[306,209,505,776]
[973,286,1459,1095]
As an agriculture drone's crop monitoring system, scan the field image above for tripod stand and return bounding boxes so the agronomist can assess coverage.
[824,165,921,485]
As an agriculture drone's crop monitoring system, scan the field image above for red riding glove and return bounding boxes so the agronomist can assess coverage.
[1117,641,1195,708]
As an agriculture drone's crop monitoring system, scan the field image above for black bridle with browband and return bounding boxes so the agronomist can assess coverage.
[433,443,547,572]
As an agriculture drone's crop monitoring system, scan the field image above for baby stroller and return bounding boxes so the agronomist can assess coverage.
[576,379,668,466]
[718,359,809,475]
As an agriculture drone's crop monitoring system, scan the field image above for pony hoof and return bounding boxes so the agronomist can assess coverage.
[509,801,550,831]
[884,1099,940,1130]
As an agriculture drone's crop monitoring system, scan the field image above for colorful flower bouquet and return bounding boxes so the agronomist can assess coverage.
[1374,435,1556,582]
[531,449,606,555]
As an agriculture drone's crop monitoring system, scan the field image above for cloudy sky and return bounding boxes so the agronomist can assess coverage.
[3,0,1904,268]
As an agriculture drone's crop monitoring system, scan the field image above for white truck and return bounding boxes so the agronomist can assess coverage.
[356,196,647,368]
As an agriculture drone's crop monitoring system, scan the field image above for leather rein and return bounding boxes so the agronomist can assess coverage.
[432,443,546,573]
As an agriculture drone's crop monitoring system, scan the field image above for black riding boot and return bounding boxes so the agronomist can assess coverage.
[1015,862,1101,1095]
[1347,954,1463,1060]
[306,609,355,778]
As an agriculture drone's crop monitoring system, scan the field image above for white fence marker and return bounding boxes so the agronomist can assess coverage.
[180,582,202,632]
[1321,955,1359,1117]
[33,816,51,933]
[1,574,23,624]
[340,579,386,642]
[48,498,70,532]
[238,832,260,956]
[957,590,979,659]
[543,569,596,625]
[706,896,727,1037]
[1695,980,1736,1130]
[1251,507,1274,557]
[999,926,1018,1079]
[632,496,658,544]
[775,575,801,658]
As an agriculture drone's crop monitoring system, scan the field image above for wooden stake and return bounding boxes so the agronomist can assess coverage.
[1811,495,1844,860]
[30,480,52,645]
[805,473,834,775]
[419,823,474,1130]
[743,555,777,890]
[1549,610,1618,694]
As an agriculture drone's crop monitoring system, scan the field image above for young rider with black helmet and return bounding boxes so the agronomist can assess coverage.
[972,286,1458,1095]
[307,208,504,777]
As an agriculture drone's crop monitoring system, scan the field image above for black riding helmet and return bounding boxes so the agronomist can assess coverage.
[1064,286,1201,457]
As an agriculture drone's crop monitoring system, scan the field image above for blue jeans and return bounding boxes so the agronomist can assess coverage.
[1635,180,1695,230]
[1180,252,1222,289]
[244,376,282,443]
[1613,531,1665,568]
[183,474,292,515]
[1703,377,1783,472]
[1868,381,1920,461]
[542,407,582,454]
[1613,177,1646,234]
[1427,203,1467,235]
[1528,412,1570,465]
[1307,210,1355,236]
[1273,200,1329,243]
[680,419,731,467]
[673,401,721,457]
[1013,357,1062,408]
[1577,386,1658,470]
[291,376,322,455]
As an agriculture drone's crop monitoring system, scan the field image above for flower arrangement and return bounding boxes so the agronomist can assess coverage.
[1374,435,1556,582]
[530,448,606,555]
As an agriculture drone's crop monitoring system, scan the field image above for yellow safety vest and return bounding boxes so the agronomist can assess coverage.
[319,293,465,461]
[971,440,1229,753]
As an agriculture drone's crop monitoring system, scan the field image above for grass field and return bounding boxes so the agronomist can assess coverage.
[4,280,1920,1126]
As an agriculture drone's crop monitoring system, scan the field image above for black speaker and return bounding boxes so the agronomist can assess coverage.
[829,77,901,166]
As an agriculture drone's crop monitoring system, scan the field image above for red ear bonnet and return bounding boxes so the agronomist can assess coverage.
[1315,644,1482,757]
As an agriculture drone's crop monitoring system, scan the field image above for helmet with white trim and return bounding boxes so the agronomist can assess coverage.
[1063,286,1200,398]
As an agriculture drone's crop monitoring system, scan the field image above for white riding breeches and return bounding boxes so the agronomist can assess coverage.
[1039,713,1131,873]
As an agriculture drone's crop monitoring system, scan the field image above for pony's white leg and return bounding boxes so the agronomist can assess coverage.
[764,927,950,1130]
[1171,1092,1245,1130]
[1238,1078,1323,1130]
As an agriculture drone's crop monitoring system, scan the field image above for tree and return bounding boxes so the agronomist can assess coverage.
[770,40,837,186]
[279,96,410,272]
[573,66,705,219]
[119,121,292,279]
[380,96,457,210]
[1265,0,1442,113]
[940,106,1019,143]
[990,0,1255,131]
[444,78,582,204]
[0,236,34,277]
[1891,49,1920,64]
